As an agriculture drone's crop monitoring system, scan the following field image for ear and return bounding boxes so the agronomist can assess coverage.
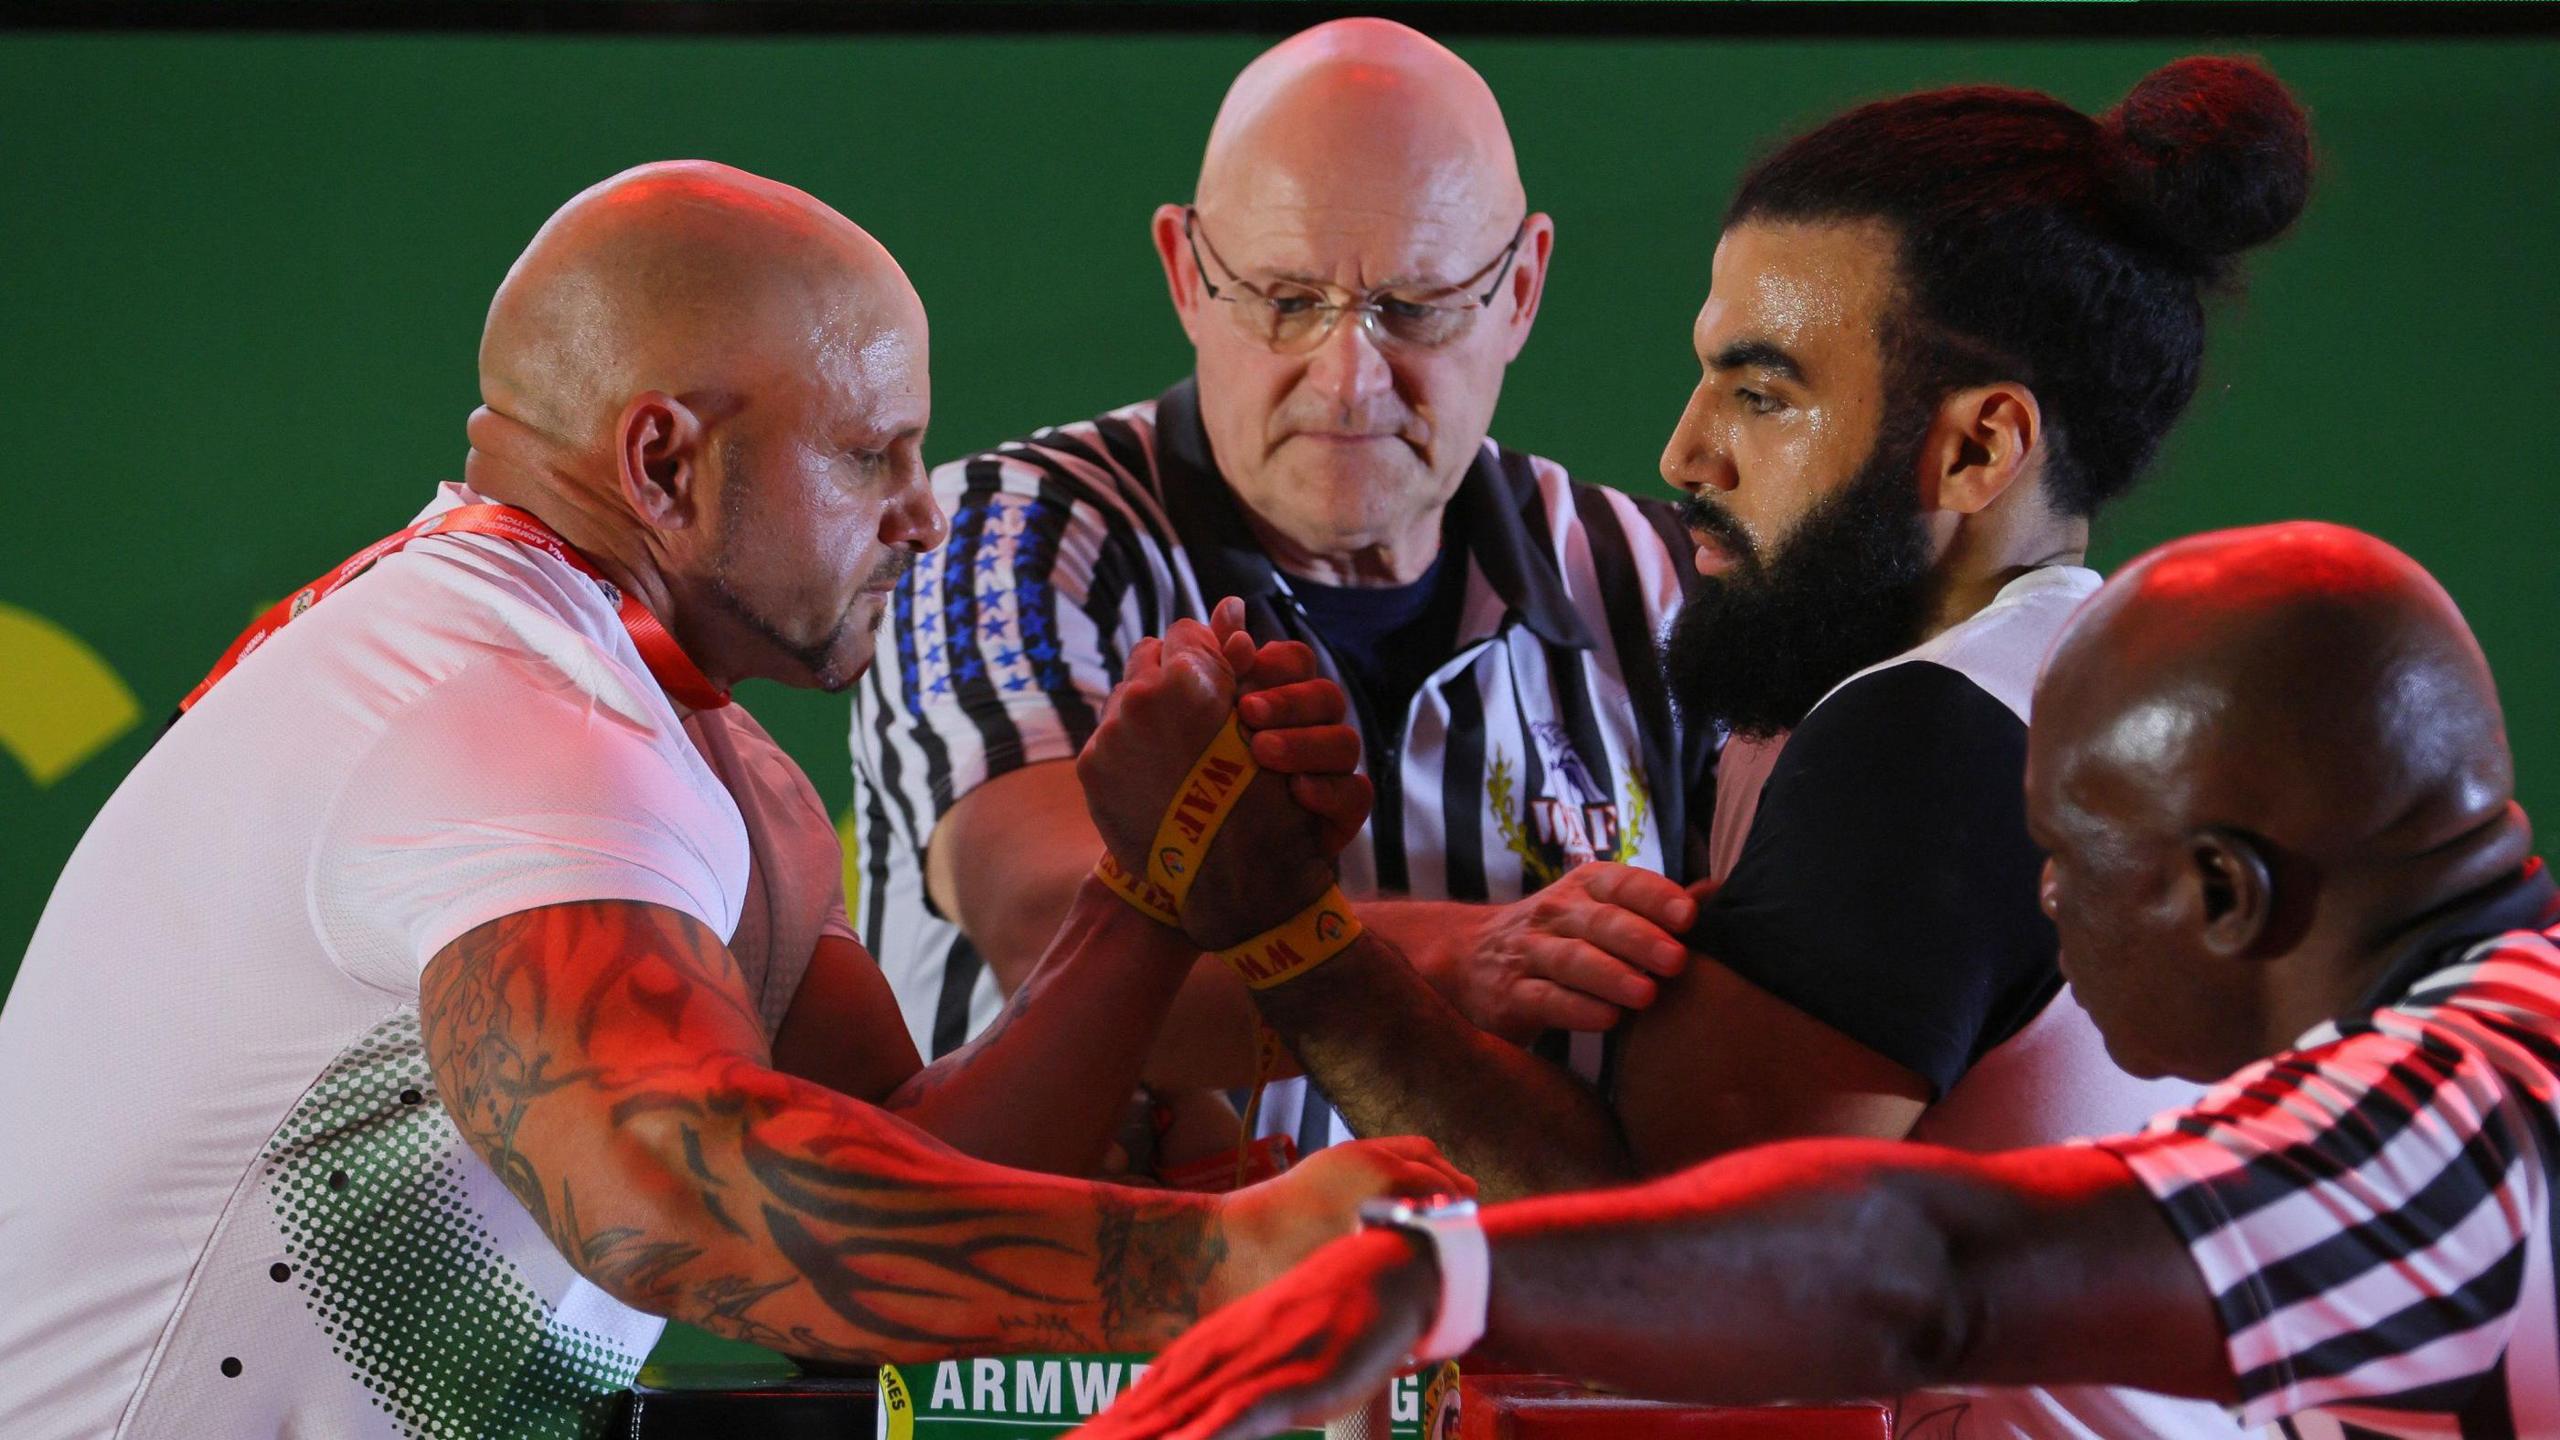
[1917,382,2041,515]
[1496,213,1557,362]
[611,391,708,533]
[1151,203,1207,345]
[2187,826,2276,959]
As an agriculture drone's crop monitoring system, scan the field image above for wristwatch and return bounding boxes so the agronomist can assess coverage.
[1356,1194,1490,1364]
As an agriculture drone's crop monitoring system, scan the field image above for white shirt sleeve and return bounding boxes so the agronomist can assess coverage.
[2096,1017,2537,1429]
[308,652,747,992]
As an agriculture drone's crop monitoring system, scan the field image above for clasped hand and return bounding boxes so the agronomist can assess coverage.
[1076,598,1372,950]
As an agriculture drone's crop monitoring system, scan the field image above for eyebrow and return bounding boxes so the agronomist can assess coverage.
[1708,339,1807,384]
[1257,266,1466,295]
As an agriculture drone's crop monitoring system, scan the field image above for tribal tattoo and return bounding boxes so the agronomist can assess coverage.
[420,900,1228,1364]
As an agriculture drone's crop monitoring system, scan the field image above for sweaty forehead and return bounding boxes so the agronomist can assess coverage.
[1698,220,1900,371]
[798,284,930,434]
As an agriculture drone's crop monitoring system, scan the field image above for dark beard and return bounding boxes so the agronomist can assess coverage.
[1662,418,1937,739]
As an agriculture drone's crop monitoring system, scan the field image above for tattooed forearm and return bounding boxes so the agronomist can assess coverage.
[420,900,1229,1365]
[1094,1189,1228,1349]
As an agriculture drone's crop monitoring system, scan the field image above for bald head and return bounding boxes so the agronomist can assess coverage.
[466,161,941,696]
[2027,523,2528,1079]
[2040,522,2512,866]
[480,160,918,449]
[1197,18,1522,249]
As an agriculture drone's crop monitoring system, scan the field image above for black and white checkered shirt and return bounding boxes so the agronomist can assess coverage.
[847,379,1709,1149]
[2097,863,2560,1439]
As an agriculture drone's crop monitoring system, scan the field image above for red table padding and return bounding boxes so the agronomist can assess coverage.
[1458,1374,1894,1440]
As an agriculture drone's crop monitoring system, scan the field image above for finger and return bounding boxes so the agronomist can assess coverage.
[1581,861,1702,933]
[1223,625,1259,676]
[1159,646,1236,709]
[1237,678,1347,729]
[1560,905,1692,981]
[1125,635,1162,678]
[1522,936,1659,1009]
[1151,1330,1315,1440]
[1285,774,1372,848]
[1098,1321,1252,1437]
[1505,976,1625,1034]
[1250,726,1364,775]
[1163,616,1223,659]
[1191,1378,1332,1440]
[1238,639,1320,691]
[1211,594,1250,642]
[1363,1135,1477,1198]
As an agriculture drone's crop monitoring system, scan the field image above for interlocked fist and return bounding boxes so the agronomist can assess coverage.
[1076,598,1372,950]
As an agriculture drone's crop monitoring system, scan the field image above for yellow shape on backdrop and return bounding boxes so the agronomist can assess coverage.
[0,603,143,787]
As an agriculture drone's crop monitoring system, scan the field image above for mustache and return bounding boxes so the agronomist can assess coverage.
[1271,397,1426,443]
[865,548,918,590]
[1677,495,1753,559]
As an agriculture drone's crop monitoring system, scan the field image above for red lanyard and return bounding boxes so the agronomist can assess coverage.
[179,503,731,714]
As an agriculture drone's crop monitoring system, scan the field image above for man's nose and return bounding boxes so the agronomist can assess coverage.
[1300,309,1397,413]
[1659,387,1736,495]
[887,469,949,554]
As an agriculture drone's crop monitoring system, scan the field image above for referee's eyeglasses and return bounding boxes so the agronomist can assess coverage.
[1183,205,1528,355]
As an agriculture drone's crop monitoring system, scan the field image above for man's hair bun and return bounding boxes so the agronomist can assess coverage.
[1727,55,2314,516]
[2104,55,2314,267]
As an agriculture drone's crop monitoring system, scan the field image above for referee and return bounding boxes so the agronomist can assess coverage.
[850,19,1711,1160]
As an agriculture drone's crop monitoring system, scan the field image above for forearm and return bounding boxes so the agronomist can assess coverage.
[1126,903,1483,1091]
[1253,931,1635,1201]
[1137,956,1290,1090]
[422,901,1237,1364]
[1353,898,1477,1002]
[889,878,1200,1173]
[460,1041,1228,1363]
[1473,1140,1972,1403]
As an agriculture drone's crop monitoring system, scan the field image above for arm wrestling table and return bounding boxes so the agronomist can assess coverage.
[610,1366,1894,1439]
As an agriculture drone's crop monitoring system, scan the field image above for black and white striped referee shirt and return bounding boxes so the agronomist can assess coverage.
[847,379,1710,1148]
[2096,862,2560,1439]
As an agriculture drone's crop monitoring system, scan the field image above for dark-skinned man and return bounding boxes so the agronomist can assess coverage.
[0,162,1460,1440]
[1102,56,2317,1439]
[1076,521,2560,1440]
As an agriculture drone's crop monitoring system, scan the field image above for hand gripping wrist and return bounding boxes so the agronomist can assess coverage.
[1092,712,1258,926]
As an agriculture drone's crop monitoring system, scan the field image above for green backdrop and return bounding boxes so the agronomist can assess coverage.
[4,24,2555,1371]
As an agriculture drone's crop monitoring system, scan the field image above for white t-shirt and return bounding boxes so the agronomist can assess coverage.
[0,484,849,1440]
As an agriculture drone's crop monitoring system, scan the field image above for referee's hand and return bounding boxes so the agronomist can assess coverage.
[1442,863,1699,1040]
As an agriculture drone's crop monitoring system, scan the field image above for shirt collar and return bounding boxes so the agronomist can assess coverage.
[1150,377,1596,651]
[2342,856,2560,1021]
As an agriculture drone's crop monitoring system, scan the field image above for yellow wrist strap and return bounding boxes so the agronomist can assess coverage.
[1094,852,1181,927]
[1092,712,1259,926]
[1218,885,1363,990]
[1144,713,1258,910]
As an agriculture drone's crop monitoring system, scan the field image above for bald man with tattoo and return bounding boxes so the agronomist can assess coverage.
[0,162,1460,1440]
[1080,523,2560,1440]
